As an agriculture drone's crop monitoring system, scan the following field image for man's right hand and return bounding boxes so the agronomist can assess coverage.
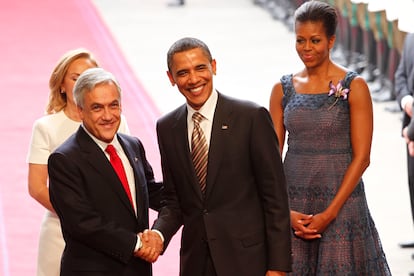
[134,229,163,263]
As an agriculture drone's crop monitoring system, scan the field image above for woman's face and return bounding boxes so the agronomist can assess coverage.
[295,20,334,69]
[61,57,97,107]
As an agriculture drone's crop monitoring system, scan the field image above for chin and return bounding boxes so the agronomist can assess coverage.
[100,132,117,142]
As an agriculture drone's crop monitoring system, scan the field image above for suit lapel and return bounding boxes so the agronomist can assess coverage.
[172,105,205,199]
[118,135,143,218]
[76,127,136,217]
[205,93,232,199]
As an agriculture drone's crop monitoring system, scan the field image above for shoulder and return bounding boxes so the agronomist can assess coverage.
[32,111,65,130]
[272,74,292,89]
[271,81,283,101]
[217,94,271,124]
[157,104,186,126]
[273,74,294,97]
[348,73,369,91]
[346,73,371,105]
[117,132,141,146]
[52,132,78,156]
[330,67,366,93]
[217,93,267,117]
[406,33,414,45]
[220,93,259,108]
[117,133,146,154]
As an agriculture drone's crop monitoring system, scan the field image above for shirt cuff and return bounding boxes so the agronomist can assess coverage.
[401,95,412,110]
[134,234,142,252]
[152,229,165,242]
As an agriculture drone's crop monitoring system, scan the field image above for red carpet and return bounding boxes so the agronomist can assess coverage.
[0,0,179,275]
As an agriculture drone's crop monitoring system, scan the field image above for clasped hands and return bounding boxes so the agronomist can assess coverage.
[291,210,332,240]
[134,229,163,263]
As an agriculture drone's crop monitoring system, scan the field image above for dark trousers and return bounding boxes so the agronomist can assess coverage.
[407,146,414,225]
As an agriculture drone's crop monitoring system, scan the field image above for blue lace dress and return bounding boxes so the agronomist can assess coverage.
[281,71,391,275]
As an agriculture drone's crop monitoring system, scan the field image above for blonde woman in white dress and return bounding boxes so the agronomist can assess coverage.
[27,48,129,276]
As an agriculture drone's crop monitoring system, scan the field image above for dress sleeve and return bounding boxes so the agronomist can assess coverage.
[343,71,358,89]
[27,119,51,165]
[281,74,294,108]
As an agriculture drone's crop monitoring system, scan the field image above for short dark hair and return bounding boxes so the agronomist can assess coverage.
[167,37,213,71]
[294,0,338,38]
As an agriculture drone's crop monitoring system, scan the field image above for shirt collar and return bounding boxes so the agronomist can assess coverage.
[187,89,218,122]
[81,124,121,152]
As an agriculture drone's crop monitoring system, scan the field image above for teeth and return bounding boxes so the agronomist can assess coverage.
[190,86,203,93]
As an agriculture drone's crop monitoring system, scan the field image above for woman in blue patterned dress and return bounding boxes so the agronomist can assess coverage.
[269,1,391,274]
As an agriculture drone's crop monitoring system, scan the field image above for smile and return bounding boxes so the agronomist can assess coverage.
[189,85,204,93]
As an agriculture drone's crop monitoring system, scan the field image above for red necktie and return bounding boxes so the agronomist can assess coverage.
[105,145,134,207]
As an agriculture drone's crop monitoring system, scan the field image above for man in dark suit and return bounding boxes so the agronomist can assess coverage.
[395,32,414,249]
[48,68,163,276]
[145,37,292,275]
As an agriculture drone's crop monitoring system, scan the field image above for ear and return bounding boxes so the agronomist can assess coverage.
[211,59,217,75]
[166,70,175,86]
[77,106,84,119]
[328,35,336,50]
[60,84,66,93]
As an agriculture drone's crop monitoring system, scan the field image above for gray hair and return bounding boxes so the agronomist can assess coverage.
[73,68,122,108]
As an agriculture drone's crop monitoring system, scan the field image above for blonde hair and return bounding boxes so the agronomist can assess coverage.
[46,48,98,114]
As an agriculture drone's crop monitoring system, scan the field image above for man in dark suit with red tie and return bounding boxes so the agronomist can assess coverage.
[146,37,292,276]
[48,68,163,276]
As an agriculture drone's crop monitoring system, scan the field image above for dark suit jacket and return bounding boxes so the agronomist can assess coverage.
[48,126,163,276]
[153,92,292,276]
[395,33,414,130]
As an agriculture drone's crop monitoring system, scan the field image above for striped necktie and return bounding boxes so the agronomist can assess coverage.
[191,112,208,194]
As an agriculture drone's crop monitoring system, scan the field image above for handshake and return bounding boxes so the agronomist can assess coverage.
[134,229,164,263]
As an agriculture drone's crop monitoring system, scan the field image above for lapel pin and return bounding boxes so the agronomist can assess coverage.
[221,125,228,130]
[134,157,138,162]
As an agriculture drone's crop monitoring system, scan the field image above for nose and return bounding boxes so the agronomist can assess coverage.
[102,106,113,120]
[188,71,199,84]
[304,40,311,50]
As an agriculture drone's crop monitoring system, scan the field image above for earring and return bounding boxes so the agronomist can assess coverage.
[61,90,65,94]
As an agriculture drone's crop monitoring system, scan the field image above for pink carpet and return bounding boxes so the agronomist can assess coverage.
[0,0,179,274]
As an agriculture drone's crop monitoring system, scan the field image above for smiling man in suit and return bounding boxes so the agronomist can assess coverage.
[146,37,292,276]
[48,67,163,276]
[395,33,414,250]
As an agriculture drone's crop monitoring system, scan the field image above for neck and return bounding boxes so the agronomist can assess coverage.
[63,105,81,122]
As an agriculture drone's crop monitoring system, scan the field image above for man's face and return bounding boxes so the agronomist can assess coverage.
[78,82,121,143]
[167,47,216,110]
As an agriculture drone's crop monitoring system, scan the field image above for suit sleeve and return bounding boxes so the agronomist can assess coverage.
[395,34,413,106]
[151,121,184,250]
[48,151,137,264]
[407,102,414,141]
[251,107,292,271]
[136,138,164,211]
